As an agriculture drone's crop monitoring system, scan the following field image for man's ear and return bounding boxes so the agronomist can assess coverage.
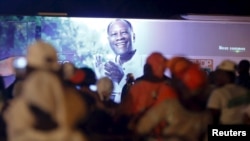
[107,35,112,43]
[132,33,135,42]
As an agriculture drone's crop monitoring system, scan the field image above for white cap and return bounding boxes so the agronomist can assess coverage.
[217,60,237,72]
[26,40,60,71]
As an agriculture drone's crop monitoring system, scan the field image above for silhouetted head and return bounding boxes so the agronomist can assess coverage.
[78,67,97,87]
[215,60,237,86]
[237,59,250,75]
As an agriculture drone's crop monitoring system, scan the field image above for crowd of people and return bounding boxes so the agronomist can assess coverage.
[0,40,250,141]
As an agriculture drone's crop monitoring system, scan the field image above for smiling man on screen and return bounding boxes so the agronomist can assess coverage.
[95,19,143,103]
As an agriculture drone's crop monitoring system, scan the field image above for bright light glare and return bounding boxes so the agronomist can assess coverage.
[13,57,27,69]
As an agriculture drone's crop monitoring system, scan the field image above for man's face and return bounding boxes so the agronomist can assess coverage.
[108,21,134,55]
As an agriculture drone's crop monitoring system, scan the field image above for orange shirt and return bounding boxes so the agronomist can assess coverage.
[120,80,178,116]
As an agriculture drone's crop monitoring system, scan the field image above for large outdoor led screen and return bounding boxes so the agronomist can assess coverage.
[1,15,250,103]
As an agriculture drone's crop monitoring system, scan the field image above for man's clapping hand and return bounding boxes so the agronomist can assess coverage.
[104,61,124,84]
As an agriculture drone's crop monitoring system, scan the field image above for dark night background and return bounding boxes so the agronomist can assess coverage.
[0,0,249,18]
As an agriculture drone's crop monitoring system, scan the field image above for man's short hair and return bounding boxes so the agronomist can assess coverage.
[107,19,133,35]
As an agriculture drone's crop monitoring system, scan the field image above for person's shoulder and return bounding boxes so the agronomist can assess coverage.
[233,84,250,94]
[161,82,177,92]
[210,86,223,94]
[226,83,247,91]
[132,79,149,87]
[208,86,226,101]
[124,50,140,62]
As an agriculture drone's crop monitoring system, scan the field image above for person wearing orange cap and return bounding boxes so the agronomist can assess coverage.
[135,56,211,141]
[167,57,209,111]
[117,52,178,137]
